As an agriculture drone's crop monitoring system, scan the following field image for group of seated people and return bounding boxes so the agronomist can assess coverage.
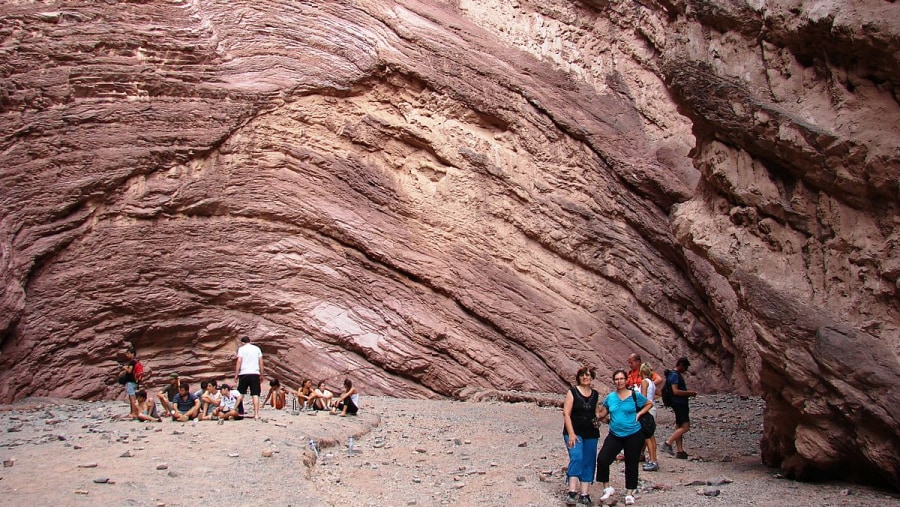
[295,378,360,416]
[131,374,360,422]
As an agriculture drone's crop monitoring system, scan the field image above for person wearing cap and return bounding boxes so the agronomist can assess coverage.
[234,336,264,419]
[214,384,243,420]
[156,373,180,417]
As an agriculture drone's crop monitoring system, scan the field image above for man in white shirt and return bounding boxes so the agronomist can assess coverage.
[214,384,243,420]
[234,336,264,419]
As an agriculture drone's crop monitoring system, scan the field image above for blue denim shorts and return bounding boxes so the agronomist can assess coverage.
[125,382,137,396]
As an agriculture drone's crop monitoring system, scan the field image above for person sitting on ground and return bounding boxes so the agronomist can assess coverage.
[307,381,334,411]
[331,378,360,417]
[295,379,314,411]
[263,379,287,410]
[133,389,162,422]
[157,373,180,417]
[170,381,200,422]
[198,379,221,420]
[214,384,243,420]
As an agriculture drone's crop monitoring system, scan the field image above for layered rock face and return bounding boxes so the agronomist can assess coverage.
[0,0,897,488]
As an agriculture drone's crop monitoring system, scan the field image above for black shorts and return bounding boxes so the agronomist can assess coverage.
[673,403,690,426]
[238,374,261,397]
[338,398,359,415]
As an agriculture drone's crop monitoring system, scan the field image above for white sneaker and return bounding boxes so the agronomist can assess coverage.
[625,494,635,505]
[599,487,615,501]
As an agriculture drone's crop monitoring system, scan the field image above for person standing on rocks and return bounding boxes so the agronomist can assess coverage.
[595,369,651,506]
[234,336,264,419]
[639,363,660,472]
[120,348,139,419]
[562,366,601,506]
[626,354,643,390]
[661,357,697,460]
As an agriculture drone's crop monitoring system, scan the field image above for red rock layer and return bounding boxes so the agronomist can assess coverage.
[0,0,897,489]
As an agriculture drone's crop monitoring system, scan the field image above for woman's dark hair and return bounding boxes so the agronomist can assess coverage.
[612,368,628,381]
[575,366,596,381]
[270,379,280,387]
[343,378,352,389]
[135,389,147,401]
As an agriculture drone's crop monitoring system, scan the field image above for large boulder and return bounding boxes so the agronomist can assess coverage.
[0,0,896,489]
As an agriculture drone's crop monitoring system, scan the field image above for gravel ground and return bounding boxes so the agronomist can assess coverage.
[0,394,896,506]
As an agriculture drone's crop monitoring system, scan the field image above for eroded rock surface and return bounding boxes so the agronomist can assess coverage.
[0,0,897,489]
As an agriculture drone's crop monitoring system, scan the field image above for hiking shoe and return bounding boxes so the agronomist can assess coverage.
[642,461,659,471]
[579,494,593,506]
[676,451,689,459]
[565,492,578,506]
[661,442,674,455]
[599,487,615,501]
[625,494,635,505]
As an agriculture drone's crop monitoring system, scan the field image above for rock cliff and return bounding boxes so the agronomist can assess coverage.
[0,0,897,489]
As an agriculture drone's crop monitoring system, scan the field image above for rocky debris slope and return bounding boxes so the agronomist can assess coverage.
[0,0,898,489]
[1,395,898,507]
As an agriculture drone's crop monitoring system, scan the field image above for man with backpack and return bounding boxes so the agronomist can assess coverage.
[660,357,698,460]
[118,347,139,418]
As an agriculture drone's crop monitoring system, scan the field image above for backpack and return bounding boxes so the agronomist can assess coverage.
[133,360,145,385]
[661,369,675,408]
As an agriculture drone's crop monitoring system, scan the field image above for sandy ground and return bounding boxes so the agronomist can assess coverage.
[0,393,897,507]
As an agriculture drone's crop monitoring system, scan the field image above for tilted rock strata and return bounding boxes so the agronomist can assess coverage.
[0,0,897,488]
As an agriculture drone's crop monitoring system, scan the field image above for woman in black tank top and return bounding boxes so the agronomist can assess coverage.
[562,366,601,505]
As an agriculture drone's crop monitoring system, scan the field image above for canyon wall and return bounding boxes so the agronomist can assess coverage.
[0,0,897,488]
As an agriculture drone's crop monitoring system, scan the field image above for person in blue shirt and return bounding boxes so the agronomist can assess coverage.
[170,381,200,422]
[595,369,651,506]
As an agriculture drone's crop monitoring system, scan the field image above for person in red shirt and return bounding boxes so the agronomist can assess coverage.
[626,354,643,389]
[627,353,664,394]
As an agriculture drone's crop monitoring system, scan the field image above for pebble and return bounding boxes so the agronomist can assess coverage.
[156,463,168,470]
[78,462,98,468]
[699,487,721,496]
[93,477,109,484]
